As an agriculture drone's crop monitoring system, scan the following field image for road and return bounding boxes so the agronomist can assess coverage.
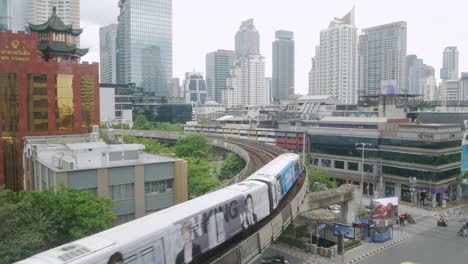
[361,205,468,264]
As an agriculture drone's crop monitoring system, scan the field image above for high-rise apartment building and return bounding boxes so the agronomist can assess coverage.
[441,46,459,80]
[184,72,207,105]
[100,24,118,84]
[0,0,25,31]
[309,9,358,104]
[406,54,435,98]
[235,19,260,57]
[225,55,266,107]
[272,30,294,103]
[225,19,266,107]
[359,21,407,95]
[116,0,172,97]
[206,50,235,103]
[25,0,80,43]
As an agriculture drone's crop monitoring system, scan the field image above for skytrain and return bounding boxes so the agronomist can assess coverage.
[18,153,302,264]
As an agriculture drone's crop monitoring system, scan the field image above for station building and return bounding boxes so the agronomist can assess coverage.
[0,8,99,190]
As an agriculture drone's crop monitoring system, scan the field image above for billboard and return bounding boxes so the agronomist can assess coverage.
[333,223,355,239]
[380,80,398,95]
[462,144,468,172]
[370,197,398,220]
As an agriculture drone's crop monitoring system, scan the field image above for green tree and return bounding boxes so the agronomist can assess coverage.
[186,157,223,197]
[219,154,246,180]
[0,188,115,263]
[133,113,153,130]
[124,135,174,156]
[175,134,213,159]
[307,167,336,192]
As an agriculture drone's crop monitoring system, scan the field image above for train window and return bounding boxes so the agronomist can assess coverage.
[139,247,155,263]
[124,254,137,264]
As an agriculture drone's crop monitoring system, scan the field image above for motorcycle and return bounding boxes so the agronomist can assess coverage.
[458,227,468,237]
[406,214,416,224]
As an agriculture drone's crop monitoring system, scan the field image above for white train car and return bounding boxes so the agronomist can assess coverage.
[246,153,301,211]
[17,181,270,264]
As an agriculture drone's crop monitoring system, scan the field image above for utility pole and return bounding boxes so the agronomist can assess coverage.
[356,143,372,207]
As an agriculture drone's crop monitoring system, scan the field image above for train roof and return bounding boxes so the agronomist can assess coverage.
[247,153,299,181]
[18,181,268,264]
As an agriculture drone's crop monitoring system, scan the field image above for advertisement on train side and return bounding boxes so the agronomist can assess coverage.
[370,197,399,220]
[153,183,271,264]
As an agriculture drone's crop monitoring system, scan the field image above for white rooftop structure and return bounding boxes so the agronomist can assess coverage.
[32,141,178,172]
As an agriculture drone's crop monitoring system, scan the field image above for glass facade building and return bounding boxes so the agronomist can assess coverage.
[0,30,99,190]
[116,0,172,97]
[309,122,463,205]
[272,30,295,103]
[206,50,235,103]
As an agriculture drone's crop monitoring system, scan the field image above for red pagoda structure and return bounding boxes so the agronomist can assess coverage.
[0,7,100,190]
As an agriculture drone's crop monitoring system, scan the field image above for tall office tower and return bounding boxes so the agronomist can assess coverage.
[225,55,266,107]
[206,50,235,103]
[358,21,407,95]
[0,0,28,32]
[441,46,459,80]
[100,24,118,84]
[116,0,172,96]
[272,30,295,103]
[309,8,358,103]
[406,55,423,95]
[421,66,437,101]
[25,0,80,43]
[184,72,207,105]
[406,54,436,97]
[235,18,260,57]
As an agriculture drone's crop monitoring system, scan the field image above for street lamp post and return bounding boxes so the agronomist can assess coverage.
[356,143,372,207]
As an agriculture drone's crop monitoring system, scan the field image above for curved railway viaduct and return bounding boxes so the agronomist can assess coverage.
[116,130,360,264]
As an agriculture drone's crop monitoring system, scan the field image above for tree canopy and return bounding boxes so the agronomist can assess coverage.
[175,134,213,159]
[307,167,336,192]
[0,187,115,263]
[219,154,246,180]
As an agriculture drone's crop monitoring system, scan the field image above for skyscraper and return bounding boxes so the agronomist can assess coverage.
[441,46,459,80]
[100,24,118,84]
[225,55,266,107]
[25,0,80,43]
[272,30,294,103]
[226,19,266,107]
[235,19,260,57]
[206,50,235,103]
[359,21,407,95]
[309,8,358,104]
[116,0,172,97]
[0,0,27,32]
[406,55,435,96]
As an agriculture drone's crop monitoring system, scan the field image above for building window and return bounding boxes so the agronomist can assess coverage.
[109,183,134,201]
[145,179,174,194]
[81,188,97,197]
[364,164,373,173]
[55,75,74,132]
[114,213,134,226]
[0,73,19,132]
[334,160,345,169]
[348,162,358,171]
[321,159,331,168]
[80,76,96,133]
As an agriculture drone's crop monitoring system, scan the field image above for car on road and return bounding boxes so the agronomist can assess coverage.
[261,255,289,264]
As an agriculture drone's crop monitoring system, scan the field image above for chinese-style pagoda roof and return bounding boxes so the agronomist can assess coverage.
[37,42,89,57]
[28,7,83,36]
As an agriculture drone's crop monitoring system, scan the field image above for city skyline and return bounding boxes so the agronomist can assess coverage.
[77,0,467,95]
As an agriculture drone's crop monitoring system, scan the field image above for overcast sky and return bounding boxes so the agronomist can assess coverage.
[80,0,468,95]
